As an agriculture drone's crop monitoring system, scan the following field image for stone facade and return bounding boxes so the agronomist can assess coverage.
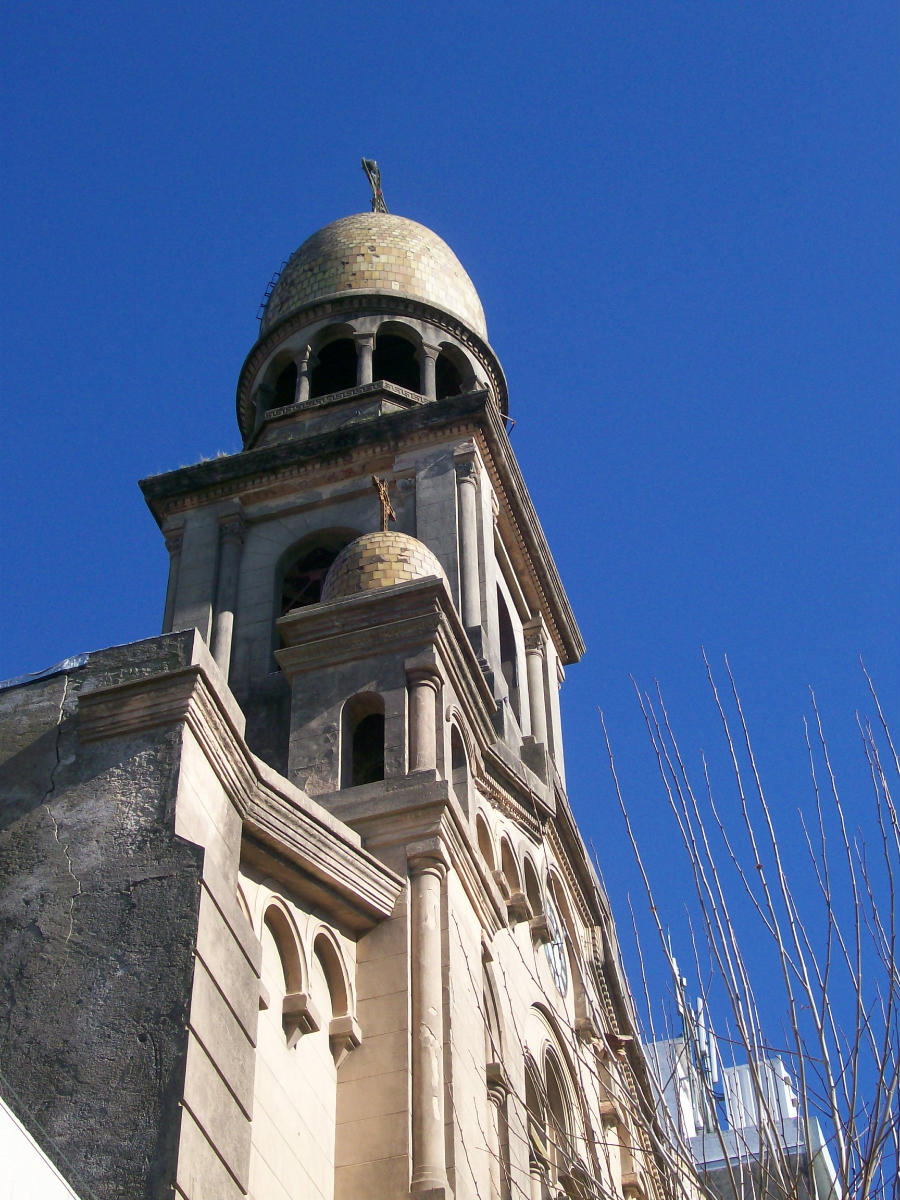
[0,207,697,1200]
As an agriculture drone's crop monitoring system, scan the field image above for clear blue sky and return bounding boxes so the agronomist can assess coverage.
[2,3,898,1046]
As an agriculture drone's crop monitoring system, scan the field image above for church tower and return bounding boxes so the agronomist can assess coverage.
[1,189,689,1200]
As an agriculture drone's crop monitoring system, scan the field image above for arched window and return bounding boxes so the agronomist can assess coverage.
[278,530,358,615]
[523,857,543,919]
[274,360,298,407]
[500,837,521,897]
[451,725,468,796]
[435,345,474,399]
[545,1053,572,1184]
[475,812,495,872]
[310,338,357,397]
[497,587,521,722]
[341,694,385,788]
[373,332,420,392]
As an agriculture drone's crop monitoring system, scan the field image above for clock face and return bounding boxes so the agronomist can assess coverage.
[544,899,568,996]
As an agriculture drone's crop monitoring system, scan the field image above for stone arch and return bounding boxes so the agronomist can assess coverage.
[475,810,495,872]
[522,854,544,918]
[435,341,475,399]
[341,692,385,788]
[373,320,422,392]
[496,585,522,724]
[261,347,300,410]
[276,526,359,617]
[449,723,471,812]
[311,927,351,1020]
[261,897,306,999]
[499,835,521,896]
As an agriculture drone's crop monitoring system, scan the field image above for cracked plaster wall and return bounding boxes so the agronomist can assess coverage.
[0,638,206,1200]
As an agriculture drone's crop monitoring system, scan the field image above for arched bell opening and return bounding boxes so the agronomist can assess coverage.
[277,529,359,617]
[310,337,357,397]
[373,331,421,392]
[435,343,475,399]
[273,360,298,407]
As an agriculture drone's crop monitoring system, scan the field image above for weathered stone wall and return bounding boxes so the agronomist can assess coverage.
[0,635,205,1200]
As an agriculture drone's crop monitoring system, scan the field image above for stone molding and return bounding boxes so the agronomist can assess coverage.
[77,637,403,932]
[261,377,427,424]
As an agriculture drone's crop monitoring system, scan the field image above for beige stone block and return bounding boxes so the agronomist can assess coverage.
[356,950,407,1000]
[183,1035,252,1189]
[356,911,407,964]
[175,1107,245,1200]
[333,1109,407,1167]
[356,989,408,1037]
[337,1066,407,1125]
[338,1026,408,1083]
[196,887,260,1042]
[247,1153,294,1200]
[189,957,255,1117]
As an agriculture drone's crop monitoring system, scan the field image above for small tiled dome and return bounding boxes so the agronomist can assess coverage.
[260,213,487,340]
[321,531,447,601]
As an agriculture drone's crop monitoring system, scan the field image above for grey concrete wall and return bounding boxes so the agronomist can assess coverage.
[0,636,206,1200]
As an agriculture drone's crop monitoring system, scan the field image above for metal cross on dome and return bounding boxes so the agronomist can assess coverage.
[361,158,388,213]
[372,475,396,533]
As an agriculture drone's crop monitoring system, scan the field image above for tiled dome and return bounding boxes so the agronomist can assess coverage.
[260,213,487,340]
[321,531,447,601]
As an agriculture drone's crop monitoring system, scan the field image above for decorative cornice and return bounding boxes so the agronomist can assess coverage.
[78,658,403,932]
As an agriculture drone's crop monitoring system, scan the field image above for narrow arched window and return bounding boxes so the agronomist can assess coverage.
[341,694,385,788]
[373,333,420,392]
[451,726,468,797]
[310,338,357,397]
[352,714,384,785]
[497,586,521,722]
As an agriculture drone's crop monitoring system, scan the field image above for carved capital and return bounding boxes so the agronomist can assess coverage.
[523,619,547,654]
[329,1014,362,1067]
[529,913,552,946]
[282,990,321,1047]
[407,838,449,880]
[406,666,442,693]
[506,890,533,926]
[164,529,184,556]
[454,458,478,484]
[219,513,246,545]
[486,1060,511,1104]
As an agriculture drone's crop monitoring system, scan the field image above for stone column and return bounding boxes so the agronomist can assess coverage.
[523,619,549,746]
[295,348,312,405]
[407,668,440,773]
[161,527,184,634]
[408,846,449,1195]
[355,332,374,385]
[455,456,481,631]
[421,342,440,400]
[487,1063,511,1200]
[210,511,246,678]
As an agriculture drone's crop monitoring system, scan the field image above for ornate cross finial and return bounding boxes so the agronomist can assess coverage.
[372,475,396,532]
[361,158,388,213]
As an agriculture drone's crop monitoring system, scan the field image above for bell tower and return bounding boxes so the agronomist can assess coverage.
[142,206,583,801]
[136,195,668,1200]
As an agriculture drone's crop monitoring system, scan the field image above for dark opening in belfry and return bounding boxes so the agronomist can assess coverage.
[310,339,357,397]
[373,334,420,392]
